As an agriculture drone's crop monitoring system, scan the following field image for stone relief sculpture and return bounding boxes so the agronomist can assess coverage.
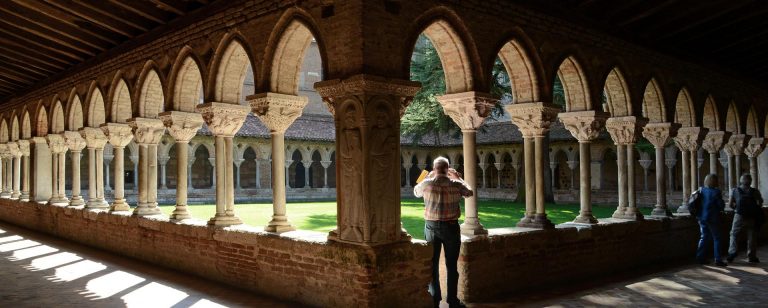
[339,103,363,242]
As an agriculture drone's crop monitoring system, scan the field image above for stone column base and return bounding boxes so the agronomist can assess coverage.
[614,209,645,221]
[133,203,162,216]
[518,214,554,229]
[650,207,672,218]
[460,222,489,236]
[86,199,109,209]
[170,205,191,221]
[68,196,85,207]
[110,199,130,212]
[19,192,29,202]
[265,214,295,233]
[208,214,242,227]
[573,214,598,224]
[676,204,690,214]
[0,192,12,198]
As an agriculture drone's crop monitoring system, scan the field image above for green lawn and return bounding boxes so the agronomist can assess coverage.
[159,199,652,240]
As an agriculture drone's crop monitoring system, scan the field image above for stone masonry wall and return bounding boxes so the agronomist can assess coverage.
[0,199,433,308]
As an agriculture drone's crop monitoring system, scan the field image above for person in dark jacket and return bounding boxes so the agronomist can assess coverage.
[727,174,764,263]
[696,174,727,266]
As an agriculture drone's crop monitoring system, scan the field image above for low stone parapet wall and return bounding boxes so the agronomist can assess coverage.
[0,199,432,307]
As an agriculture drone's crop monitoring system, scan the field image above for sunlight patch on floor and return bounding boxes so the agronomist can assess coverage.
[0,239,40,252]
[8,245,58,261]
[121,282,189,307]
[27,252,82,271]
[0,235,22,243]
[82,270,146,299]
[48,259,107,282]
[189,298,230,308]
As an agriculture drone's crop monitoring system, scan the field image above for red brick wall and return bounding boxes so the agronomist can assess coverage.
[0,199,432,308]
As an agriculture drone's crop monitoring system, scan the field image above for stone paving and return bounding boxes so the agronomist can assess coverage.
[0,221,301,308]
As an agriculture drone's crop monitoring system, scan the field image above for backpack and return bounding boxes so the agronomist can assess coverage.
[688,188,702,217]
[735,187,760,217]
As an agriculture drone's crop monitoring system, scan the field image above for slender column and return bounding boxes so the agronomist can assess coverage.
[495,162,504,189]
[159,157,169,189]
[18,140,30,201]
[560,110,607,224]
[701,132,730,179]
[255,158,261,189]
[30,137,52,202]
[321,161,332,188]
[234,159,243,189]
[104,154,112,191]
[438,91,499,235]
[197,103,249,226]
[128,118,165,216]
[249,93,309,232]
[606,117,644,219]
[614,144,627,216]
[567,160,577,190]
[46,134,69,205]
[626,144,640,218]
[132,156,138,191]
[479,162,488,189]
[0,146,9,199]
[285,163,290,188]
[643,123,679,218]
[209,157,216,188]
[522,137,535,224]
[187,157,194,190]
[80,127,109,209]
[6,143,20,200]
[160,111,204,221]
[745,138,765,189]
[677,148,691,208]
[724,134,749,194]
[102,123,133,211]
[675,127,708,214]
[64,132,86,206]
[303,160,312,188]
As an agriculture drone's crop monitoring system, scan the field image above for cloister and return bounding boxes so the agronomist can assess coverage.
[1,0,768,307]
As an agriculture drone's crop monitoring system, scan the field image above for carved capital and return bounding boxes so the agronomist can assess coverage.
[436,91,497,131]
[6,142,20,157]
[320,160,332,168]
[744,137,766,158]
[196,102,249,137]
[159,111,204,143]
[673,126,708,152]
[128,117,166,145]
[79,127,108,149]
[605,116,647,145]
[701,131,731,154]
[724,134,750,156]
[314,74,421,117]
[247,92,308,133]
[46,134,68,154]
[641,122,680,148]
[64,131,87,152]
[17,140,30,156]
[558,110,609,142]
[506,102,560,138]
[0,144,8,159]
[101,123,134,148]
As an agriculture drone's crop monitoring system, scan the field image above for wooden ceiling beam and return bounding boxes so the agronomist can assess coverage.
[0,74,32,88]
[108,0,173,24]
[0,10,98,56]
[0,56,51,78]
[72,0,156,31]
[617,0,678,26]
[0,45,68,71]
[0,68,36,85]
[43,0,140,37]
[0,25,85,62]
[12,0,124,45]
[654,0,751,39]
[149,0,188,16]
[679,2,768,43]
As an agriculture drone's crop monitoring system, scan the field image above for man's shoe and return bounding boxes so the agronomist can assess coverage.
[727,254,736,263]
[448,301,467,308]
[748,257,760,263]
[715,261,728,267]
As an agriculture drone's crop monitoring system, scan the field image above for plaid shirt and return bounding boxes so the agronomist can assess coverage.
[414,175,473,221]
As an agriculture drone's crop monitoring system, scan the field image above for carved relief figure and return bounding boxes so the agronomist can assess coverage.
[339,104,363,242]
[369,102,399,241]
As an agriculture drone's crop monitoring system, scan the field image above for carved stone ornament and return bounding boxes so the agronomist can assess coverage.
[314,74,421,116]
[641,122,681,148]
[64,131,87,152]
[723,134,750,156]
[605,116,647,145]
[196,102,249,137]
[6,142,20,157]
[159,111,204,143]
[17,140,30,156]
[558,110,609,142]
[673,126,709,152]
[437,91,498,131]
[101,123,134,148]
[0,144,8,159]
[505,102,560,138]
[79,127,108,149]
[247,92,309,133]
[744,137,766,158]
[701,131,731,154]
[128,117,166,145]
[46,134,69,154]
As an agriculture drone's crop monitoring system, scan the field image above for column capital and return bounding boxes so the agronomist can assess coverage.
[639,159,653,169]
[17,140,30,156]
[128,117,166,145]
[566,160,578,170]
[701,131,732,154]
[605,116,647,145]
[101,123,134,148]
[196,102,249,137]
[159,111,204,143]
[744,137,766,158]
[46,134,68,154]
[0,144,9,159]
[6,142,20,157]
[64,131,87,152]
[436,91,497,131]
[233,158,244,167]
[558,110,609,142]
[673,126,709,152]
[159,155,170,165]
[247,92,308,133]
[78,127,108,149]
[314,74,421,117]
[506,102,560,138]
[724,134,750,156]
[494,162,504,170]
[641,122,681,148]
[320,160,332,168]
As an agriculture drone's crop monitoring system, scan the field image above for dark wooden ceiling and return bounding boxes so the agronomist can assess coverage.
[518,0,768,87]
[0,0,212,101]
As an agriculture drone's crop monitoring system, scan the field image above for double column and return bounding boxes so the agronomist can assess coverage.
[248,92,308,232]
[196,103,250,226]
[127,118,165,216]
[0,144,10,199]
[46,134,69,205]
[64,131,86,206]
[81,127,110,209]
[315,74,421,244]
[101,123,134,211]
[559,111,608,224]
[607,116,646,220]
[701,131,730,177]
[160,111,204,221]
[6,142,21,200]
[18,140,30,201]
[674,127,708,214]
[437,91,497,235]
[724,134,749,193]
[642,123,680,218]
[744,138,765,189]
[507,103,560,229]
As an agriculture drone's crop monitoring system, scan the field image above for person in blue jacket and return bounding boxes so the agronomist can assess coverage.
[696,174,727,266]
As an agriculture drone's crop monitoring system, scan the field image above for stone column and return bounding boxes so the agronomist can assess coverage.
[127,118,165,216]
[101,123,134,211]
[208,157,216,188]
[46,134,69,205]
[560,111,608,224]
[674,127,707,213]
[234,159,244,190]
[0,145,9,199]
[438,91,498,235]
[495,162,504,189]
[321,160,332,189]
[479,162,488,189]
[30,137,52,202]
[249,92,308,232]
[160,111,204,221]
[64,132,86,206]
[548,161,556,190]
[642,123,680,218]
[7,143,21,200]
[255,158,262,189]
[103,153,112,191]
[507,102,560,229]
[131,155,139,191]
[159,156,169,190]
[197,103,249,226]
[724,134,749,193]
[745,137,765,189]
[606,116,645,220]
[674,145,690,208]
[639,159,651,191]
[187,157,194,190]
[402,162,413,188]
[702,131,730,177]
[18,140,30,201]
[315,74,420,244]
[567,160,577,190]
[303,159,312,188]
[80,127,109,209]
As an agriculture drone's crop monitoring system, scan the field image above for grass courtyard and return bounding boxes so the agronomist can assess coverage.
[159,199,653,240]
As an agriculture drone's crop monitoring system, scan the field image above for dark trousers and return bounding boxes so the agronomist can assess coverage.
[696,220,723,262]
[729,214,760,259]
[425,220,461,304]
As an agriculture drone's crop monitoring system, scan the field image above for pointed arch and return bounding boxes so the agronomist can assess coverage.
[673,87,694,127]
[602,67,631,117]
[556,56,591,112]
[86,82,106,127]
[746,106,759,137]
[420,20,474,94]
[137,62,165,118]
[67,91,84,131]
[270,19,318,95]
[171,49,204,112]
[22,110,31,139]
[725,101,740,134]
[110,74,133,123]
[35,105,48,137]
[641,78,666,123]
[10,114,19,141]
[702,95,719,131]
[212,35,253,104]
[50,100,65,134]
[497,39,540,103]
[0,119,8,143]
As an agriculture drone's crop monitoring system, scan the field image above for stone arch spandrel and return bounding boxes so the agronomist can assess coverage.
[110,76,133,123]
[50,100,65,134]
[269,20,316,95]
[420,20,474,94]
[10,114,19,141]
[67,93,84,131]
[0,119,8,143]
[641,78,666,123]
[726,101,740,134]
[35,105,48,137]
[86,83,106,127]
[556,56,591,112]
[497,39,540,104]
[746,106,759,137]
[702,95,719,131]
[211,35,253,104]
[673,87,695,127]
[172,51,204,112]
[137,63,166,118]
[603,67,631,117]
[22,110,31,139]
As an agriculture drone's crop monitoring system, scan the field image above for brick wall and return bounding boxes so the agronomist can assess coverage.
[0,199,433,308]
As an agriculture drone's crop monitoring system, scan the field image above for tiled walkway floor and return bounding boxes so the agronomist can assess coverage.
[0,221,301,308]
